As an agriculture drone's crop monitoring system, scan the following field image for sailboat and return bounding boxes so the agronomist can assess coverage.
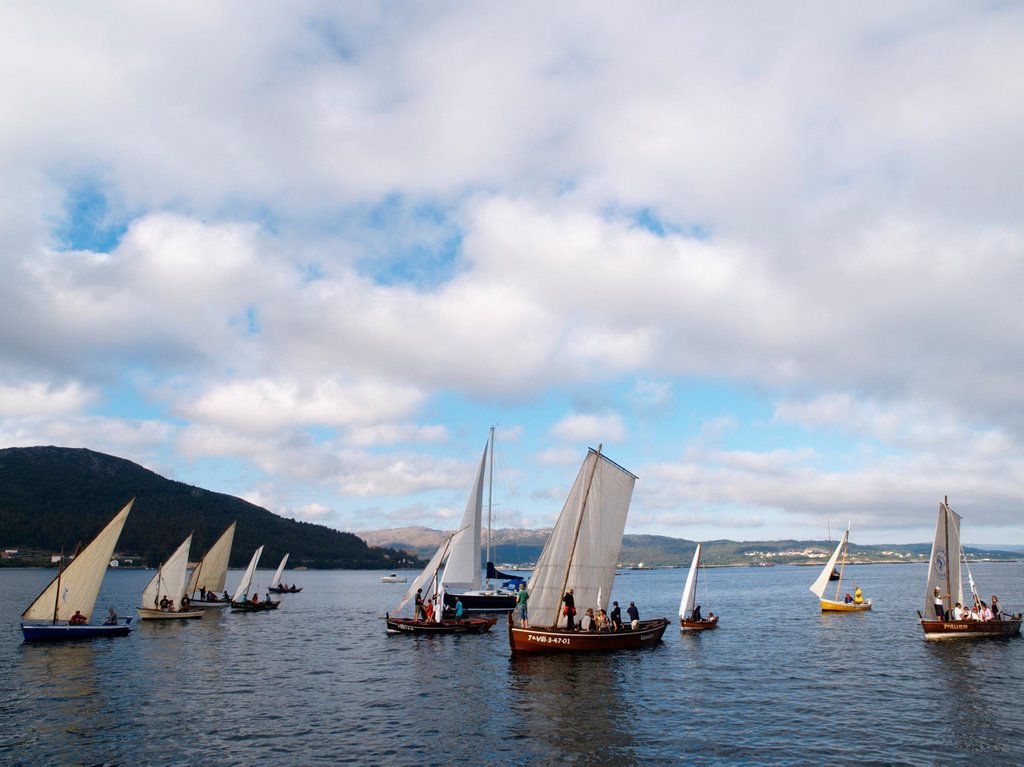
[679,543,718,631]
[186,521,236,607]
[21,499,135,642]
[507,446,669,654]
[137,534,204,620]
[442,427,522,612]
[267,553,302,593]
[810,523,871,612]
[385,526,498,634]
[230,545,279,612]
[918,497,1022,639]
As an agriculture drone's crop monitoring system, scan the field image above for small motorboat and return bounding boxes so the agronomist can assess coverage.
[380,573,408,583]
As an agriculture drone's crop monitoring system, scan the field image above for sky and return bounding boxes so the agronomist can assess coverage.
[2,3,1023,546]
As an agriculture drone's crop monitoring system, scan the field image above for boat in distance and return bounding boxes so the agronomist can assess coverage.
[810,523,871,612]
[380,573,408,583]
[679,542,719,632]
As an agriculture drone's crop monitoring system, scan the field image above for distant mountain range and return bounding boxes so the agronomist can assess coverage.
[0,446,418,570]
[357,526,1023,568]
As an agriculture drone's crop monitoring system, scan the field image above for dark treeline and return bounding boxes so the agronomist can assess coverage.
[0,446,419,570]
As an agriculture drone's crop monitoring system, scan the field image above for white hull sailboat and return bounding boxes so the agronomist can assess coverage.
[21,500,135,642]
[508,446,669,654]
[186,521,236,607]
[137,534,204,620]
[442,427,520,612]
[918,498,1022,639]
[810,523,871,612]
[679,543,718,631]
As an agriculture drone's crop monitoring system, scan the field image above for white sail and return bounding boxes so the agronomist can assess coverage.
[141,534,193,609]
[924,501,963,616]
[232,545,264,602]
[22,499,134,622]
[391,527,466,615]
[270,553,289,588]
[678,544,702,620]
[187,521,236,596]
[439,442,487,591]
[527,449,637,630]
[810,527,849,599]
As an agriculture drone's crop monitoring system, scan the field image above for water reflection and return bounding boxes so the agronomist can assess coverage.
[507,652,638,764]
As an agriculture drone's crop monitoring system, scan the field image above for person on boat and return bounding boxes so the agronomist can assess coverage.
[414,589,425,621]
[692,604,702,621]
[595,608,610,631]
[222,591,230,602]
[180,595,191,611]
[103,608,118,625]
[627,601,640,630]
[435,588,446,623]
[250,593,260,605]
[844,593,853,604]
[932,587,947,620]
[454,597,464,621]
[991,595,1002,620]
[515,583,529,628]
[854,587,864,605]
[583,607,596,631]
[562,588,576,631]
[952,602,964,620]
[980,601,993,621]
[424,599,434,622]
[707,611,715,622]
[199,587,207,600]
[69,610,87,625]
[159,596,170,611]
[610,601,622,631]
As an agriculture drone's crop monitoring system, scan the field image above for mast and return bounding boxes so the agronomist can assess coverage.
[943,496,951,614]
[553,444,602,627]
[51,549,65,625]
[486,425,495,569]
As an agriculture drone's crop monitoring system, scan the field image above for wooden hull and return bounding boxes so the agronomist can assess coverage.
[268,586,303,593]
[137,608,204,621]
[821,598,872,612]
[680,615,719,631]
[385,615,497,634]
[21,622,131,642]
[444,591,516,612]
[231,601,280,612]
[920,616,1022,639]
[508,618,670,654]
[189,599,231,608]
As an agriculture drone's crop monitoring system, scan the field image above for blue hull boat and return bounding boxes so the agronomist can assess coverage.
[21,621,132,642]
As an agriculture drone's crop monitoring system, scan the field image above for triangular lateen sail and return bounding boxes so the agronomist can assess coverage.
[232,545,264,602]
[187,521,236,596]
[679,543,702,620]
[391,526,468,615]
[141,534,193,609]
[22,499,134,622]
[439,441,487,591]
[810,527,849,599]
[270,553,289,589]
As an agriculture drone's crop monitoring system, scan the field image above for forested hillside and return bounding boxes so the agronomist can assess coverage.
[0,446,417,569]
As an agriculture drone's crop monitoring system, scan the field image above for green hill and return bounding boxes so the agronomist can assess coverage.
[0,446,418,570]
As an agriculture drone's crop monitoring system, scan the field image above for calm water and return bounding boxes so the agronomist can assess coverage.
[2,561,1023,766]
